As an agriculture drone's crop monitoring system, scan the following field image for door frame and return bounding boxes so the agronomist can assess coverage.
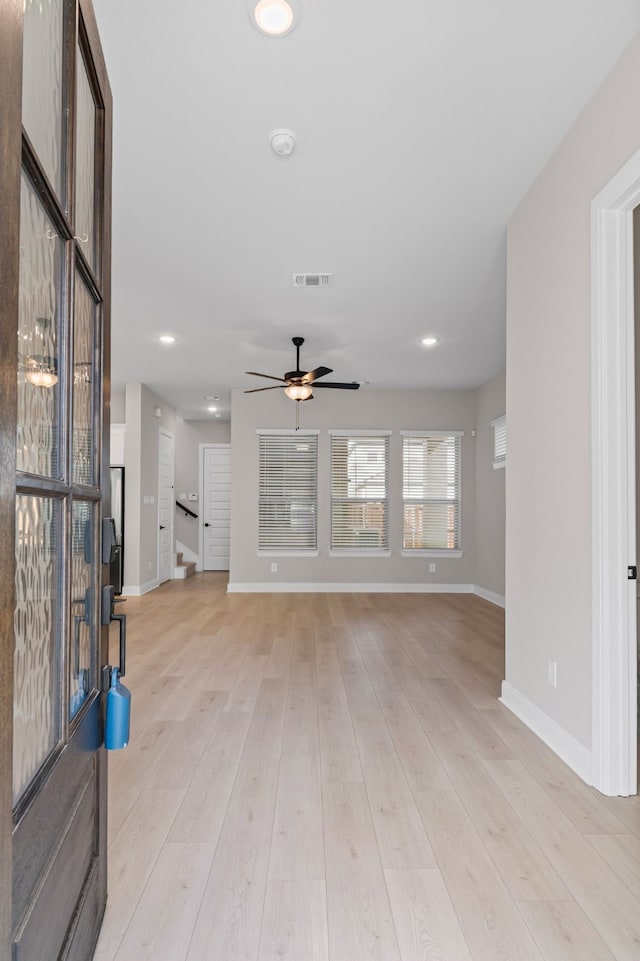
[591,145,640,796]
[1,0,113,953]
[157,426,174,584]
[199,443,231,572]
[0,0,23,954]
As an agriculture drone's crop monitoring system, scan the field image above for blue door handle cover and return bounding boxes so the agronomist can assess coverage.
[105,668,131,750]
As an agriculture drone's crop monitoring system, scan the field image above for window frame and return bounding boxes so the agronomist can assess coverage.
[329,430,391,556]
[492,414,506,470]
[400,430,464,557]
[256,429,320,556]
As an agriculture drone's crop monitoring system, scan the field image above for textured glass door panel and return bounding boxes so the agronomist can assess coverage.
[75,48,97,271]
[22,0,64,197]
[17,172,62,478]
[72,274,96,486]
[14,495,61,805]
[70,500,96,718]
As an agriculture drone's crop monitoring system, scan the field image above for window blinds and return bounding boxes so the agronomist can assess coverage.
[258,433,318,550]
[402,434,461,550]
[330,434,389,549]
[492,414,506,468]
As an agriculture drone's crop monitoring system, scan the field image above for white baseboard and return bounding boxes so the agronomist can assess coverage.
[473,585,505,608]
[121,577,159,597]
[227,582,476,594]
[500,681,592,784]
[226,581,507,601]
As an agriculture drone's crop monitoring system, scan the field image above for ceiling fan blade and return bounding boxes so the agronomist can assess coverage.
[245,371,288,383]
[313,381,360,390]
[301,366,333,384]
[243,385,284,393]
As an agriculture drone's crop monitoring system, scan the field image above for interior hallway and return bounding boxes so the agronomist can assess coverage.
[94,574,640,961]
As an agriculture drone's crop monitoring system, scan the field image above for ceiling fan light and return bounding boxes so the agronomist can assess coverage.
[284,383,312,401]
[253,0,295,36]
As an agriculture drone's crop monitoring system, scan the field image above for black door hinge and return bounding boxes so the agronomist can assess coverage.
[628,566,637,580]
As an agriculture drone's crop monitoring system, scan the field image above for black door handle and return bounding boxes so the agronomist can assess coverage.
[159,525,166,530]
[204,522,210,527]
[101,585,127,678]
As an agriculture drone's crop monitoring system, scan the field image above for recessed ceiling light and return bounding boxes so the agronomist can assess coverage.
[207,406,218,412]
[159,335,176,344]
[203,394,220,401]
[252,0,295,36]
[421,336,439,347]
[215,414,222,419]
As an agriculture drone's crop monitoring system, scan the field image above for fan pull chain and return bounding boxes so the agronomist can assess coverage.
[295,399,300,431]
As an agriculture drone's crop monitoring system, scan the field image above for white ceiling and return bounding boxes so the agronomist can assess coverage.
[93,0,640,421]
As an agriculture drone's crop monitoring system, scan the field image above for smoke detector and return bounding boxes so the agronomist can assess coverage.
[270,129,296,156]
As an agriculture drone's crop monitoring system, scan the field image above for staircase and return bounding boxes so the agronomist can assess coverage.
[174,551,196,580]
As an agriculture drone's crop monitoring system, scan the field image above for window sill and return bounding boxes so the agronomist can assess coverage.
[257,550,319,557]
[401,550,464,558]
[329,549,392,558]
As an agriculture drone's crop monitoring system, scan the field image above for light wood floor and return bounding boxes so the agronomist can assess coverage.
[94,573,640,961]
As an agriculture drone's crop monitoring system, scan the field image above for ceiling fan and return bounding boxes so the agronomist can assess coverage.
[245,336,360,402]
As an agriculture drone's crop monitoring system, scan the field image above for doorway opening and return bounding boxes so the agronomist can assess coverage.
[591,148,640,796]
[199,444,231,571]
[158,428,175,585]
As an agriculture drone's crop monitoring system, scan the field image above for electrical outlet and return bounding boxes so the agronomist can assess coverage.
[547,660,558,688]
[271,562,278,573]
[429,563,436,573]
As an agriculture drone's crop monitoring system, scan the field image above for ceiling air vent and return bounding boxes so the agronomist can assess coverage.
[293,273,332,287]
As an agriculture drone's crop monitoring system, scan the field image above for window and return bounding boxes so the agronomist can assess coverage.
[492,414,506,469]
[402,432,462,551]
[258,431,318,551]
[330,432,390,551]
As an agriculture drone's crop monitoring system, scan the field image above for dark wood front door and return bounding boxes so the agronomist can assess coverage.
[0,1,112,959]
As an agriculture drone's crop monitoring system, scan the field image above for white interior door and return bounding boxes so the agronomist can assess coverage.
[158,428,174,583]
[203,445,230,571]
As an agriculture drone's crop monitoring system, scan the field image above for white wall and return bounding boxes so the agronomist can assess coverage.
[174,419,230,555]
[506,31,640,752]
[229,385,478,588]
[122,383,176,591]
[111,390,125,423]
[474,370,506,602]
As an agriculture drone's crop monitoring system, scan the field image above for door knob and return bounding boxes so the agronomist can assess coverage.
[204,522,210,527]
[159,525,166,530]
